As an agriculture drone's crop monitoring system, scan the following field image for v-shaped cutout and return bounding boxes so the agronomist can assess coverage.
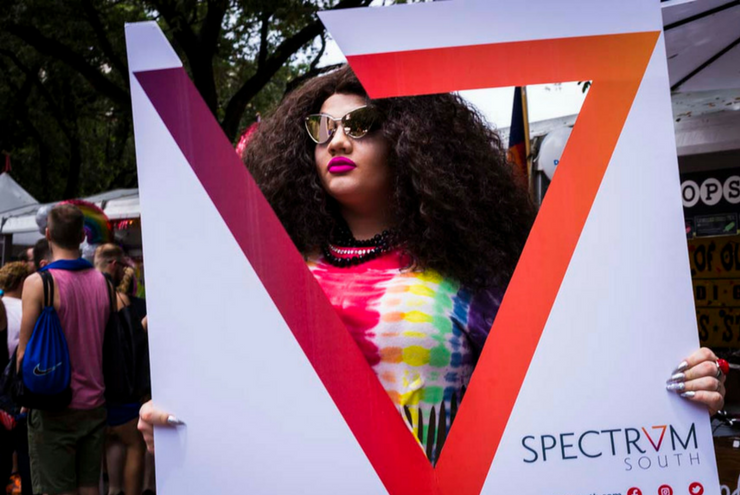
[642,425,668,452]
[134,30,658,495]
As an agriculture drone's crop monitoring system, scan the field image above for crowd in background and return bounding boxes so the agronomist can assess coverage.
[0,204,153,495]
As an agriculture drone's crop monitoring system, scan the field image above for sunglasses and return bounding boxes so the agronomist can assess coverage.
[304,106,377,144]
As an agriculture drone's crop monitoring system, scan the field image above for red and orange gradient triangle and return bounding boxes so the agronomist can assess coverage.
[135,31,659,495]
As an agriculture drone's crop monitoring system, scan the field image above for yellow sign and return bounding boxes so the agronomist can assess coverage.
[690,235,740,347]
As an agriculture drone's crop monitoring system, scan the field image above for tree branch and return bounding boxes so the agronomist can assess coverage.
[257,10,271,70]
[6,23,129,107]
[145,0,200,58]
[146,0,219,112]
[103,113,135,191]
[0,48,82,198]
[0,49,76,144]
[0,58,53,199]
[310,33,327,72]
[57,77,82,199]
[284,62,342,95]
[220,0,372,141]
[221,20,321,140]
[200,0,229,57]
[80,0,129,81]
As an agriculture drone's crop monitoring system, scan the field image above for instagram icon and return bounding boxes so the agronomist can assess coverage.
[658,485,673,495]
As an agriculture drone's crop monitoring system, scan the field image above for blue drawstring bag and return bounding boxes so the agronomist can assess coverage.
[21,270,71,396]
[10,260,94,410]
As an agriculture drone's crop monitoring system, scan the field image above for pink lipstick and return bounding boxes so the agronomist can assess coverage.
[328,157,357,174]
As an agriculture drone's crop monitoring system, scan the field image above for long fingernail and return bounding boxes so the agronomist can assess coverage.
[167,415,185,426]
[680,391,696,398]
[666,382,686,392]
[675,361,689,372]
[668,372,686,382]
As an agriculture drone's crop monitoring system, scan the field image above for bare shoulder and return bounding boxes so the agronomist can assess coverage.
[23,272,43,295]
[21,272,45,308]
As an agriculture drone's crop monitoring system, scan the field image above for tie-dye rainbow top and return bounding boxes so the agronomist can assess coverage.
[307,248,502,465]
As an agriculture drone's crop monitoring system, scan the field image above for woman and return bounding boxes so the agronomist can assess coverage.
[0,261,32,495]
[139,66,726,464]
[93,245,148,495]
[0,262,27,359]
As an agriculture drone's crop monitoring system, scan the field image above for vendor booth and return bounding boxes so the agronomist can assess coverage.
[0,187,142,265]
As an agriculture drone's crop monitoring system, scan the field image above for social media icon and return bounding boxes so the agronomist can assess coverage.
[689,482,704,495]
[659,485,673,495]
[628,488,643,495]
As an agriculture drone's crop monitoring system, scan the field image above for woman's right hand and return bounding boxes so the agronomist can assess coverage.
[138,400,182,453]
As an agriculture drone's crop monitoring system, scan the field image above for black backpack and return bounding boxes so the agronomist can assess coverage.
[103,281,150,404]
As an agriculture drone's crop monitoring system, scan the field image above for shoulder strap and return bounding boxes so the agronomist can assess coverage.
[104,276,116,314]
[39,271,54,308]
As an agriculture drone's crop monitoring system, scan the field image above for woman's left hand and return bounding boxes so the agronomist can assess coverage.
[666,347,727,416]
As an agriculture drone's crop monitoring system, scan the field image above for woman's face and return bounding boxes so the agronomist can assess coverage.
[313,93,392,211]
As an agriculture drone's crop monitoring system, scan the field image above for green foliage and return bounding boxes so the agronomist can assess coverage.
[0,0,370,202]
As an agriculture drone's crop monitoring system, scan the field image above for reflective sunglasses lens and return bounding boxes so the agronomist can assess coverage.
[343,107,375,138]
[305,115,335,144]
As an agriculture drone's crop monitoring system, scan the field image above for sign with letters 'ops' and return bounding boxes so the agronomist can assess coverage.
[126,1,719,494]
[682,169,740,237]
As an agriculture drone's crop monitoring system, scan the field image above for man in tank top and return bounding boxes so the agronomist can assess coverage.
[17,204,110,495]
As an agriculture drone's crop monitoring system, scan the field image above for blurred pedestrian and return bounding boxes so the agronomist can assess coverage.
[18,204,110,495]
[32,239,52,272]
[0,261,31,495]
[94,244,147,495]
[24,248,35,274]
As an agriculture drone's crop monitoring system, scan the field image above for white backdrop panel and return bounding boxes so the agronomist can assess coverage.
[482,32,717,494]
[319,0,662,56]
[126,22,386,494]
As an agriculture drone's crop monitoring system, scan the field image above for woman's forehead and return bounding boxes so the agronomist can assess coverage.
[319,93,366,117]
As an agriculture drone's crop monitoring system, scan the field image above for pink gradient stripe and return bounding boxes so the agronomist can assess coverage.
[134,68,437,495]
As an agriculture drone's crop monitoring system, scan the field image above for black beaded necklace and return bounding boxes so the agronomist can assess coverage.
[322,227,396,267]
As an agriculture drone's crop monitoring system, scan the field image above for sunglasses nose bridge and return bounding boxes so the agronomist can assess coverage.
[327,117,352,151]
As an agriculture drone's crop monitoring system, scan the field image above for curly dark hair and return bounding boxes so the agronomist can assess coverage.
[244,66,535,290]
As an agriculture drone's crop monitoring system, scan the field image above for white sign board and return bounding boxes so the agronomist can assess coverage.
[126,1,718,494]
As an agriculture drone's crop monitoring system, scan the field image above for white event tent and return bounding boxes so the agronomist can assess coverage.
[0,185,140,265]
[0,172,39,263]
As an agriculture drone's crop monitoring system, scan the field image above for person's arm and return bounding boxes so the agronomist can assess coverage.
[0,330,8,373]
[16,273,44,369]
[0,300,8,371]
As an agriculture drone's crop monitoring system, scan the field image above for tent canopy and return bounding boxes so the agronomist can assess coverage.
[0,172,38,213]
[663,0,740,92]
[0,188,140,235]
